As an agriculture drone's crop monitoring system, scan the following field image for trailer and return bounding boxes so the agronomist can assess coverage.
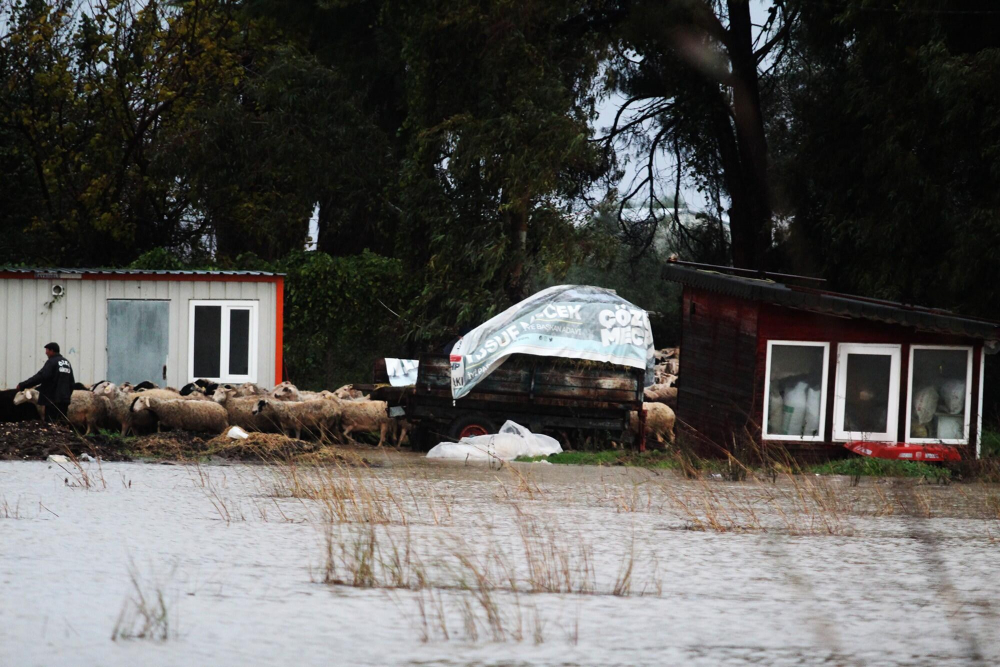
[374,354,646,451]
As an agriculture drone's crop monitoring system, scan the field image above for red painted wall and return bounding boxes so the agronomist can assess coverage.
[753,303,982,455]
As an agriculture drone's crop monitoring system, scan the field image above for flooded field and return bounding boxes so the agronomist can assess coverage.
[3,453,1000,665]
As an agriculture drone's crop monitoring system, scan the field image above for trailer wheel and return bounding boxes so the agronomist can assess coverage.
[448,415,498,441]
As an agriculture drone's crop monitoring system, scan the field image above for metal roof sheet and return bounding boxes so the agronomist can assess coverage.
[0,267,283,277]
[662,264,1000,341]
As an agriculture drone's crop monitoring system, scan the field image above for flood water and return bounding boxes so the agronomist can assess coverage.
[2,453,1000,666]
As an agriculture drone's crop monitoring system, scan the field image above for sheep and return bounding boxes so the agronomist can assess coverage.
[329,384,367,401]
[212,385,274,431]
[251,398,341,440]
[132,395,228,433]
[100,383,157,436]
[13,388,45,420]
[337,398,401,447]
[271,381,321,402]
[133,387,185,401]
[629,402,676,446]
[643,384,677,407]
[235,382,267,397]
[14,388,110,435]
[134,380,159,390]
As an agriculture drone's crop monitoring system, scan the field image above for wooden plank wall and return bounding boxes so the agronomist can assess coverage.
[676,287,760,453]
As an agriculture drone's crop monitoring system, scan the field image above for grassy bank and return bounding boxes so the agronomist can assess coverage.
[516,448,964,480]
[515,450,680,469]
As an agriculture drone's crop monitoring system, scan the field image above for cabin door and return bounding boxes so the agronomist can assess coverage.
[832,343,901,442]
[106,300,170,386]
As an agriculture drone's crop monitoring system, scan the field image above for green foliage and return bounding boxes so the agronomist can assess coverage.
[776,2,1000,317]
[808,457,949,480]
[515,450,679,469]
[278,251,413,389]
[980,429,1000,459]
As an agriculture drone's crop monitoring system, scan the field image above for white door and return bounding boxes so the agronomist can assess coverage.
[833,343,901,442]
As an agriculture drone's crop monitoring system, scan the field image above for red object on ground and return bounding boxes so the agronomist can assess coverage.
[458,424,489,439]
[844,441,962,462]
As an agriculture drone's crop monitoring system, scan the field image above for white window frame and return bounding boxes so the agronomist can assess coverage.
[188,300,259,384]
[762,340,830,442]
[977,350,985,459]
[833,343,902,442]
[904,344,973,446]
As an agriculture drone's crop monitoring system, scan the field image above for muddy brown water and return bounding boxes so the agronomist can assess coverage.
[2,453,999,665]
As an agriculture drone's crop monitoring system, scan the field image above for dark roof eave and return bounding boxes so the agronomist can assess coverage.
[663,264,1000,341]
[0,267,285,277]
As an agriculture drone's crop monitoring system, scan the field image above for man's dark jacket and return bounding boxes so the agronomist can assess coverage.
[21,355,75,406]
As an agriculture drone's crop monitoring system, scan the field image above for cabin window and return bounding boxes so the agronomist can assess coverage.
[189,300,258,383]
[906,346,972,445]
[762,341,829,441]
[833,343,901,442]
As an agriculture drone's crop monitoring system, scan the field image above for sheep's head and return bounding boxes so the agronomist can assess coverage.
[251,398,269,415]
[120,382,135,393]
[131,396,152,413]
[236,382,262,396]
[179,382,202,397]
[212,386,234,404]
[13,388,38,405]
[271,382,299,401]
[101,383,119,397]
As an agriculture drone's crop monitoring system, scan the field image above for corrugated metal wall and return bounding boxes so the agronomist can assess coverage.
[0,278,277,389]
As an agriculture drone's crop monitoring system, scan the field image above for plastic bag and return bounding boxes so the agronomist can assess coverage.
[768,386,785,435]
[939,379,965,415]
[782,381,808,436]
[427,420,563,461]
[912,385,939,426]
[804,387,821,437]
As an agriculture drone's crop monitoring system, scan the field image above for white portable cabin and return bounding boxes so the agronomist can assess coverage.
[0,268,284,390]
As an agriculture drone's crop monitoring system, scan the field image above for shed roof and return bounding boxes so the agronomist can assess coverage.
[663,263,1000,341]
[0,267,283,278]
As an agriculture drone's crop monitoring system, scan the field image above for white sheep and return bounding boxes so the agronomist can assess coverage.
[643,383,677,406]
[331,384,367,401]
[629,402,676,446]
[99,383,156,436]
[131,395,228,433]
[213,385,273,431]
[235,382,267,397]
[14,388,110,435]
[251,398,342,440]
[336,398,401,447]
[271,381,321,402]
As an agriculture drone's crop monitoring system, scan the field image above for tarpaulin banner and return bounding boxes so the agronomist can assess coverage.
[449,285,655,399]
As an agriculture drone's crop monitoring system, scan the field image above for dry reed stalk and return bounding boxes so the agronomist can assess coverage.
[111,561,177,642]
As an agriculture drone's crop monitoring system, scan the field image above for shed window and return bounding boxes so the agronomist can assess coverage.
[763,341,829,441]
[189,300,258,383]
[833,343,901,442]
[906,346,972,444]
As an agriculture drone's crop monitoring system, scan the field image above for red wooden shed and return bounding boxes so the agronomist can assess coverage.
[663,262,1000,459]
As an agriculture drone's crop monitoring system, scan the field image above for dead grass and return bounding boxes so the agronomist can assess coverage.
[111,561,177,642]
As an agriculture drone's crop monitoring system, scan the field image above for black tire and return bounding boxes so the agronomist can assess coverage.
[447,414,499,441]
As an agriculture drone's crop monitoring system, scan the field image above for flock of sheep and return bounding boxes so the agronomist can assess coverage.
[9,348,682,448]
[633,347,681,445]
[13,380,401,445]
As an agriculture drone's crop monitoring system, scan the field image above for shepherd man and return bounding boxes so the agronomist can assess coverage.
[17,342,75,422]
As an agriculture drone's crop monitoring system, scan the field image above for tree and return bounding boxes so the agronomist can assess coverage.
[777,0,1000,315]
[596,0,797,270]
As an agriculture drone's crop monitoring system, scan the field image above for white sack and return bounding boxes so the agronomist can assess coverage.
[427,420,562,461]
[939,379,966,416]
[804,387,822,437]
[912,385,939,426]
[767,386,784,434]
[782,381,808,437]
